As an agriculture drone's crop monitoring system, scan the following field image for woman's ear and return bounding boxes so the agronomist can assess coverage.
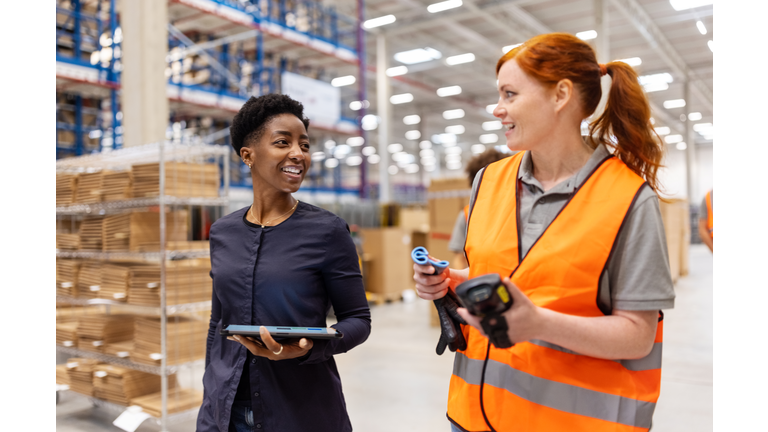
[553,79,574,113]
[240,145,251,167]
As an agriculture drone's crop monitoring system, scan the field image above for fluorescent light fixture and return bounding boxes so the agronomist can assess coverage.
[420,149,435,158]
[433,133,457,146]
[654,127,671,136]
[363,14,396,29]
[576,30,597,41]
[696,20,707,35]
[390,93,414,104]
[312,151,326,161]
[388,165,399,175]
[331,75,356,87]
[421,157,436,165]
[89,130,103,139]
[447,161,463,170]
[405,130,422,140]
[502,43,522,53]
[437,85,462,97]
[388,143,404,153]
[361,115,379,131]
[443,109,465,120]
[386,66,408,77]
[362,146,376,156]
[346,155,363,166]
[479,134,499,144]
[638,73,674,87]
[708,40,713,52]
[325,158,339,168]
[669,0,713,11]
[445,154,462,163]
[404,164,420,174]
[676,142,687,150]
[427,0,462,13]
[663,99,686,109]
[334,144,352,157]
[347,136,365,147]
[664,134,683,144]
[349,100,369,111]
[445,147,462,155]
[486,104,498,114]
[616,57,642,67]
[394,47,442,65]
[324,140,336,149]
[446,53,475,65]
[419,140,432,149]
[403,114,421,125]
[445,125,465,134]
[688,112,703,121]
[643,82,669,93]
[471,144,486,154]
[693,123,713,138]
[482,120,502,131]
[368,154,381,164]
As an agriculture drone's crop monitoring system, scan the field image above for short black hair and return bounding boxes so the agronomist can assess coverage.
[229,94,310,155]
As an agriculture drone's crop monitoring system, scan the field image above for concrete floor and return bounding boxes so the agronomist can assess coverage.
[56,244,713,431]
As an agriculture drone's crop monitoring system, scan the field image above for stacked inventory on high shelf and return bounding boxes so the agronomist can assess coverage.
[55,141,229,430]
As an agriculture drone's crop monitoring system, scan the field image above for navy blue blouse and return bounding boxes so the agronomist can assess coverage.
[196,202,371,432]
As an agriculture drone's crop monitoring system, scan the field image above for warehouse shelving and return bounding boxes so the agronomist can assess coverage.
[56,140,227,430]
[58,390,202,426]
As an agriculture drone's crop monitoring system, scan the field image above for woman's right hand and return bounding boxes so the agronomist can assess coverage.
[413,259,468,300]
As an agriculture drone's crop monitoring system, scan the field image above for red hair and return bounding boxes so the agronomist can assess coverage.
[497,33,664,193]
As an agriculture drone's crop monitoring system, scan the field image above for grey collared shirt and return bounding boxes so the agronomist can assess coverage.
[468,145,675,312]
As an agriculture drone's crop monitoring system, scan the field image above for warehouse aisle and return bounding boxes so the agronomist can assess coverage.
[56,245,713,431]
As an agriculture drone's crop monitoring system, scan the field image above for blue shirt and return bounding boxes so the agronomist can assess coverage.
[196,202,371,432]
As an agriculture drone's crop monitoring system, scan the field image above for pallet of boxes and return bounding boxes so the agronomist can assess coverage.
[659,198,691,283]
[55,148,226,421]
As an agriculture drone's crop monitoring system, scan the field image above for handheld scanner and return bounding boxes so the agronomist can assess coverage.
[411,246,449,275]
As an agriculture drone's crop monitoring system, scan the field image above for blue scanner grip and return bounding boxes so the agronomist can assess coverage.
[411,246,449,275]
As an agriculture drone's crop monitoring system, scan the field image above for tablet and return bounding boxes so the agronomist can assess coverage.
[220,325,343,340]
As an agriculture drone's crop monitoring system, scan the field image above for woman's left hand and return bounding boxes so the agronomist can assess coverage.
[227,326,314,361]
[456,277,542,345]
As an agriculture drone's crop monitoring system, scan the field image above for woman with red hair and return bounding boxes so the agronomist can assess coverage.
[414,33,675,432]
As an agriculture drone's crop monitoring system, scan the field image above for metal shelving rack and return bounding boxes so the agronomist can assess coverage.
[56,140,229,431]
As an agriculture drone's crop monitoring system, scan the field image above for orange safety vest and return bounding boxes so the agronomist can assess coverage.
[449,151,664,432]
[463,205,470,222]
[705,190,713,238]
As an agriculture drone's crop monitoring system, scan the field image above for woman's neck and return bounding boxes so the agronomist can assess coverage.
[249,188,297,224]
[529,131,593,192]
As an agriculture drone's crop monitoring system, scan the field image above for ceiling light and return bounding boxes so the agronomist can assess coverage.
[502,43,522,53]
[676,142,687,150]
[324,140,336,149]
[349,100,363,111]
[427,0,463,13]
[696,20,707,35]
[615,57,642,67]
[708,40,713,52]
[325,158,339,168]
[346,136,365,146]
[421,157,436,165]
[445,154,462,162]
[471,144,486,154]
[394,47,442,65]
[663,99,686,109]
[669,0,713,11]
[433,133,457,146]
[368,154,381,164]
[386,66,408,77]
[445,125,465,134]
[446,53,475,65]
[664,134,683,144]
[643,82,669,93]
[362,146,376,156]
[420,149,435,158]
[346,155,363,166]
[404,164,420,174]
[388,165,399,175]
[482,120,502,131]
[655,127,671,136]
[405,130,421,140]
[638,73,674,86]
[447,161,462,170]
[486,104,497,113]
[388,143,403,153]
[363,15,396,29]
[688,112,702,121]
[334,144,352,157]
[419,140,432,149]
[445,147,462,155]
[390,93,414,104]
[576,30,597,41]
[403,114,421,125]
[312,151,326,161]
[443,109,465,120]
[361,115,379,131]
[331,75,356,87]
[437,85,462,97]
[479,134,498,144]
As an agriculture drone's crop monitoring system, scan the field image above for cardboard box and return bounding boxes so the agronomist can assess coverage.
[399,207,430,233]
[659,198,690,283]
[428,177,470,235]
[360,228,413,295]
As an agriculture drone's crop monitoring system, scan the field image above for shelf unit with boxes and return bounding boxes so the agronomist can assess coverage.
[55,141,229,430]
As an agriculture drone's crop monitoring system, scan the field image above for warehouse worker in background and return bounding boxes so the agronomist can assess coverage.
[698,189,713,252]
[448,149,511,269]
[197,94,371,432]
[414,33,675,432]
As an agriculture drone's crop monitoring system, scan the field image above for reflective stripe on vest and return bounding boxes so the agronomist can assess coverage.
[449,151,663,432]
[706,190,713,238]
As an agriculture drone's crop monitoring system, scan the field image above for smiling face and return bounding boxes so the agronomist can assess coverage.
[493,59,560,152]
[241,113,311,194]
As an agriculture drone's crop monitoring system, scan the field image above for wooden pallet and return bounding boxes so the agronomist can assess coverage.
[365,291,402,306]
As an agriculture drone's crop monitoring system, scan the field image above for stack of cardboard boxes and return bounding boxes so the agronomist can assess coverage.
[659,198,691,282]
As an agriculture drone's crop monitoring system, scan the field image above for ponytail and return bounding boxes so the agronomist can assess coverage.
[589,61,665,193]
